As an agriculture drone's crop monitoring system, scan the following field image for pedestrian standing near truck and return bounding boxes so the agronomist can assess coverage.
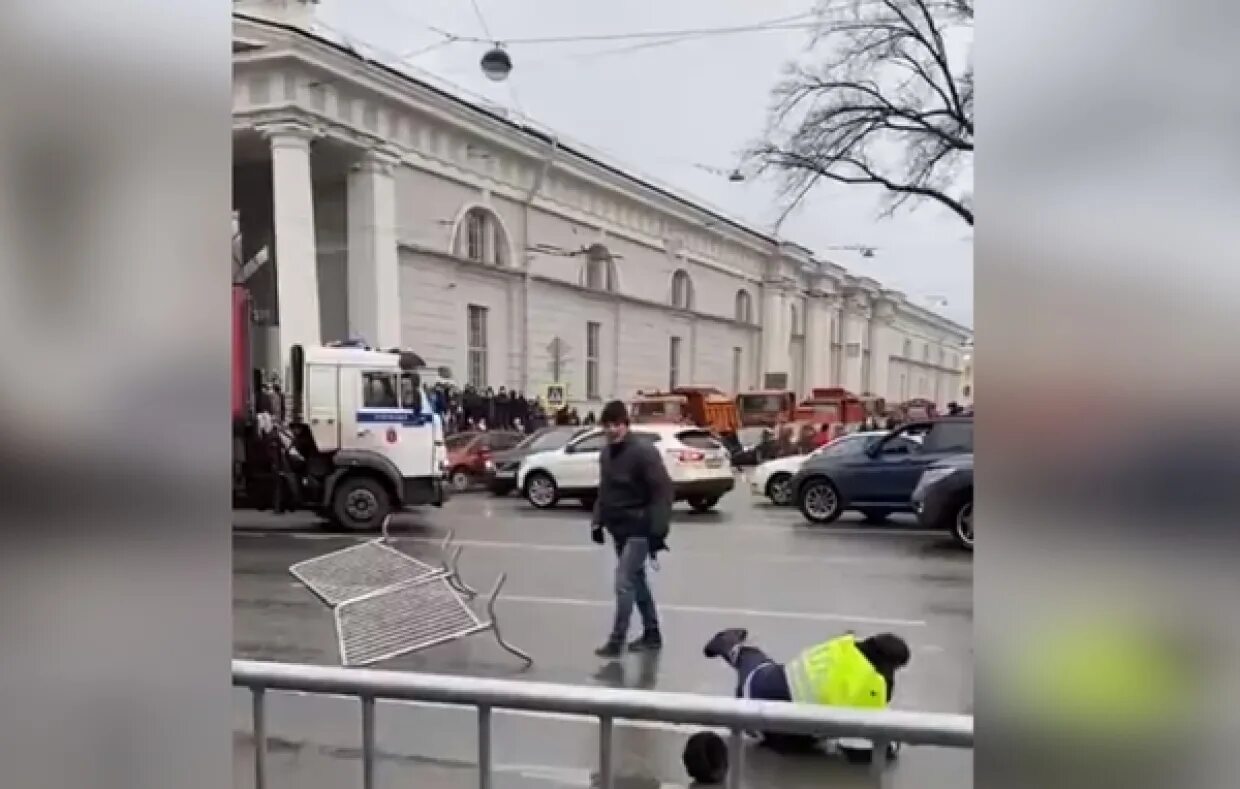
[591,400,674,657]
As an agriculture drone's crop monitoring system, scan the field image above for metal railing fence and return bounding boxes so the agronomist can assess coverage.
[234,658,973,789]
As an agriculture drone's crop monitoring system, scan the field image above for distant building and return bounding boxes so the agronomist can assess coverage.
[232,1,972,407]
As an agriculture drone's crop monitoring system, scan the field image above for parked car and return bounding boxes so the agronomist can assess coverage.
[790,418,973,525]
[444,430,525,491]
[485,426,589,495]
[517,425,735,512]
[912,453,973,550]
[751,431,896,506]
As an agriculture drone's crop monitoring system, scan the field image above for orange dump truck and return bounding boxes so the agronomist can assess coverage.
[631,386,741,435]
[735,390,797,428]
[794,387,868,431]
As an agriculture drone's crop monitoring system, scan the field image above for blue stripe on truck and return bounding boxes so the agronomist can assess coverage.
[356,410,434,426]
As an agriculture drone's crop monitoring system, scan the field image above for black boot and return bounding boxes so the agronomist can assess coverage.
[703,628,749,659]
[628,630,663,652]
[594,638,625,659]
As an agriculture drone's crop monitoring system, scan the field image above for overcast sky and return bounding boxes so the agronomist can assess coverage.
[314,0,973,327]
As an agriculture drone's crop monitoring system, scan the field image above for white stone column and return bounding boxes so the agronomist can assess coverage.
[868,319,896,398]
[759,279,791,388]
[840,299,869,393]
[261,121,322,377]
[347,147,402,349]
[803,291,832,390]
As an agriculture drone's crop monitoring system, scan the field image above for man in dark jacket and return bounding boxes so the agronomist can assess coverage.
[591,400,674,658]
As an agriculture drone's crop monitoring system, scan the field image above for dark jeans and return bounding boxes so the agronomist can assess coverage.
[609,536,659,641]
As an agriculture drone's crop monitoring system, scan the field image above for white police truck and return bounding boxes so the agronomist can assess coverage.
[233,343,449,531]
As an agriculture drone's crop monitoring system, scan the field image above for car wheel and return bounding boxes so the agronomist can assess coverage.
[524,471,559,509]
[859,508,891,524]
[688,496,720,513]
[449,467,472,492]
[951,497,974,550]
[798,478,842,524]
[330,475,392,532]
[764,473,794,506]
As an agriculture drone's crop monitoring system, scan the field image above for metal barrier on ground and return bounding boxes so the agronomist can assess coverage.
[233,658,974,789]
[288,517,532,667]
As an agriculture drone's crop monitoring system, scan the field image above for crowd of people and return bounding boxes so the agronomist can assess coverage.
[425,382,599,435]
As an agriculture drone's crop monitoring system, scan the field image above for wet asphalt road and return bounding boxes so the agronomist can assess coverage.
[233,476,973,788]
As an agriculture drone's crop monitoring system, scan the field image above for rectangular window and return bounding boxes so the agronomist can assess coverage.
[465,212,485,261]
[586,321,601,399]
[669,336,682,389]
[362,372,399,408]
[731,346,742,393]
[467,305,488,387]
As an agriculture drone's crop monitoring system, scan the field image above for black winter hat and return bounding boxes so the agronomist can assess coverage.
[683,731,728,784]
[599,399,630,426]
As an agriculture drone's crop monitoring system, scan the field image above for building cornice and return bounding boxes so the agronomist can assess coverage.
[397,241,762,331]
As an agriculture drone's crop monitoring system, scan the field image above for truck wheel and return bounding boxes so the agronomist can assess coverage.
[765,473,794,506]
[688,496,720,513]
[331,475,392,532]
[524,471,559,509]
[798,478,842,524]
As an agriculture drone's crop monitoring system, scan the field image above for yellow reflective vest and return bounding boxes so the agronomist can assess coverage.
[784,634,888,709]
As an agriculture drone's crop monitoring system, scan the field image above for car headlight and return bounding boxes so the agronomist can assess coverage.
[918,466,956,488]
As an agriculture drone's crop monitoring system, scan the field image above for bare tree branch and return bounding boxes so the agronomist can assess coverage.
[751,0,973,225]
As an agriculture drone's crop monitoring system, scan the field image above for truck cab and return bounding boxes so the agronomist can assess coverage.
[235,342,449,531]
[736,390,797,428]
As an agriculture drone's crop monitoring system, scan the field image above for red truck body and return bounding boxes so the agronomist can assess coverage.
[232,285,251,421]
[794,387,867,430]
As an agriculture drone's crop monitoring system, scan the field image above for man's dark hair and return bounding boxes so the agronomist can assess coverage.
[682,731,728,784]
[599,399,629,426]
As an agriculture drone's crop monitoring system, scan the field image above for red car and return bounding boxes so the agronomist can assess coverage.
[444,430,524,491]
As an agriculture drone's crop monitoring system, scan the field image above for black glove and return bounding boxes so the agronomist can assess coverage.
[648,535,668,557]
[591,524,605,545]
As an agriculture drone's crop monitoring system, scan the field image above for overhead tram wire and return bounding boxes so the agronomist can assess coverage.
[469,0,495,41]
[435,9,825,48]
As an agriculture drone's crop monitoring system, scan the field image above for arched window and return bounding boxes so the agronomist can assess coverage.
[903,339,913,358]
[734,290,753,324]
[581,243,617,292]
[671,269,693,310]
[453,206,509,266]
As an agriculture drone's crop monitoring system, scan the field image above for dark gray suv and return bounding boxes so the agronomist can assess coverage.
[912,453,973,550]
[790,418,974,526]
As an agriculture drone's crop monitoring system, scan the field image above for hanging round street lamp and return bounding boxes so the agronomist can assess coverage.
[480,44,512,81]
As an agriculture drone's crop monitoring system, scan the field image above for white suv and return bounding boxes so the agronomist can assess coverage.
[517,425,735,513]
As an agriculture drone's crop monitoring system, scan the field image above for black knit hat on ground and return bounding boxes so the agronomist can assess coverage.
[599,399,629,426]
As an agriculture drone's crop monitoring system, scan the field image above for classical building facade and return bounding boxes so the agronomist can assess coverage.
[232,2,972,409]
